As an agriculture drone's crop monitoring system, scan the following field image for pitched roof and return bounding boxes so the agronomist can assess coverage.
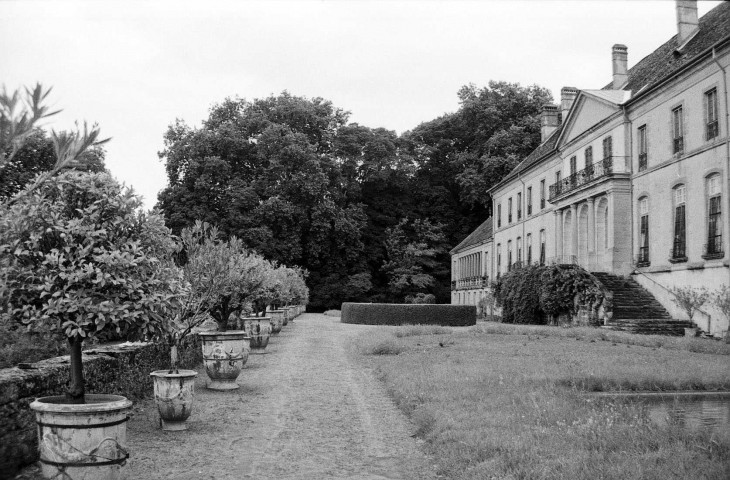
[488,128,559,193]
[603,2,730,94]
[451,217,493,254]
[583,89,631,105]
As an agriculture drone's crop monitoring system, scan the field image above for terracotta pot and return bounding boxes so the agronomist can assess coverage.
[149,370,198,431]
[30,394,132,480]
[241,317,272,351]
[199,331,250,390]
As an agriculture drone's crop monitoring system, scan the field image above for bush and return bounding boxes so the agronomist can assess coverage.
[404,293,436,304]
[341,302,476,326]
[494,264,607,325]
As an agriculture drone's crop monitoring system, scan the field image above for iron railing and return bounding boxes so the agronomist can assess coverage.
[703,235,723,259]
[453,276,490,290]
[707,120,719,141]
[638,152,647,172]
[670,240,687,262]
[548,157,614,201]
[673,137,684,155]
[636,246,650,267]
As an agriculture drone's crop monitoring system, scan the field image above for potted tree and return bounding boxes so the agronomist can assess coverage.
[239,257,275,351]
[1,171,183,479]
[192,224,268,390]
[148,222,230,430]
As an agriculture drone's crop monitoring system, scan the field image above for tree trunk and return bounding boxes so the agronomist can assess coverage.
[66,335,85,404]
[169,343,179,374]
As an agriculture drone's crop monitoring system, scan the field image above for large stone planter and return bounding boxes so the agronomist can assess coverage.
[30,394,132,480]
[269,313,283,334]
[241,317,272,352]
[199,331,250,390]
[284,306,295,322]
[149,369,198,431]
[270,309,287,327]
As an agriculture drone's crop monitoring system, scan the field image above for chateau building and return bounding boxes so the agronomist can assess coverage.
[451,1,730,336]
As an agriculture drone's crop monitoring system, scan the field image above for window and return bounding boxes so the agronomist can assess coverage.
[602,136,612,160]
[516,237,522,265]
[706,174,723,257]
[555,170,562,187]
[526,234,532,264]
[507,240,512,271]
[706,88,719,141]
[638,197,649,266]
[638,125,647,171]
[540,179,546,209]
[585,146,594,176]
[527,186,533,215]
[672,106,684,154]
[497,203,501,228]
[517,192,522,220]
[570,156,577,176]
[539,229,546,265]
[672,185,687,261]
[497,244,501,277]
[508,197,513,223]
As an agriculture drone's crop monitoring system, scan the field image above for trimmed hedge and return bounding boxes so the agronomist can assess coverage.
[341,303,476,326]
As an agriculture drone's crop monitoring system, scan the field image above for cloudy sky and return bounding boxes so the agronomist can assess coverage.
[1,0,723,208]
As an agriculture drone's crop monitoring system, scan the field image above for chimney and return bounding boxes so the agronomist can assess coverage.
[676,0,699,47]
[560,87,578,120]
[541,104,559,142]
[612,44,628,89]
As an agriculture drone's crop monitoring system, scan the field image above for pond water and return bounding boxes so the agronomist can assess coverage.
[593,392,730,432]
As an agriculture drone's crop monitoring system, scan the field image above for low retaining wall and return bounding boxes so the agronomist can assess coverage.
[0,337,201,479]
[341,303,476,326]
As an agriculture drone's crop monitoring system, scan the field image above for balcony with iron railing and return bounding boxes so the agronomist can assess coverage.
[702,234,724,260]
[453,276,490,290]
[548,156,625,201]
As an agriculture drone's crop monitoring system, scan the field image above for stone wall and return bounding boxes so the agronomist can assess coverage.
[0,337,201,479]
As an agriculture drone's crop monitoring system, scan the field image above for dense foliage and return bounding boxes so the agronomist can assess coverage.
[157,82,551,307]
[494,264,607,324]
[0,171,184,400]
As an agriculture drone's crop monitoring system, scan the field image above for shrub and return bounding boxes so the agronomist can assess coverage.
[341,302,476,326]
[404,293,436,304]
[671,286,709,322]
[494,264,607,325]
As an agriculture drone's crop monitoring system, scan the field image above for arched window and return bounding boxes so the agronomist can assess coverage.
[672,185,687,260]
[496,244,501,278]
[516,237,522,265]
[526,234,532,265]
[706,174,723,257]
[638,197,649,265]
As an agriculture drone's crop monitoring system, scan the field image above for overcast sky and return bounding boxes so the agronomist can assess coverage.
[1,0,723,208]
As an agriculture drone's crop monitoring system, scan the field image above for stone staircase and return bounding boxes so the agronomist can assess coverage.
[591,272,695,336]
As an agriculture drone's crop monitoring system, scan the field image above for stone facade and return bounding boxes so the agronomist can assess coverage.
[452,1,730,336]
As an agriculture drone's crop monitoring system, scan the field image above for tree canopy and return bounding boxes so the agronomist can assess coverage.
[157,82,552,308]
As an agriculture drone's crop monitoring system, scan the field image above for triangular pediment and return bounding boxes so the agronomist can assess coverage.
[558,91,624,147]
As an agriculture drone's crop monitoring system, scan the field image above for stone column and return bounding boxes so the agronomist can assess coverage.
[587,197,596,255]
[555,209,563,259]
[570,203,578,261]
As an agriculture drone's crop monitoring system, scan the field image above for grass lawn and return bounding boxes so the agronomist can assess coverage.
[353,324,730,480]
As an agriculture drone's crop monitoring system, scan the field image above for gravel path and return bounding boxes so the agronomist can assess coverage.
[126,313,437,480]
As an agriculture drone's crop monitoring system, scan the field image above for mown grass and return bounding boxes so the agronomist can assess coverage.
[355,325,730,480]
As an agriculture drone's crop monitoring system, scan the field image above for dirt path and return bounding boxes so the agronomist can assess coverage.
[127,313,438,480]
